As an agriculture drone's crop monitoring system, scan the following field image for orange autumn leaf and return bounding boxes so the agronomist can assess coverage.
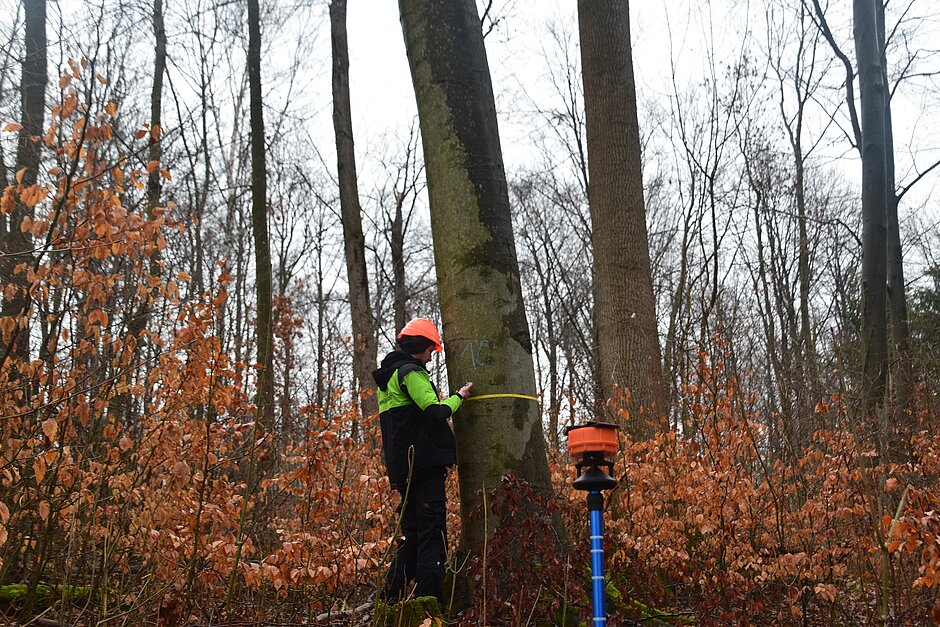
[41,418,58,442]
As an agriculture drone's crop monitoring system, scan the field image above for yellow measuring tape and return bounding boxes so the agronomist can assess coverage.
[465,393,538,402]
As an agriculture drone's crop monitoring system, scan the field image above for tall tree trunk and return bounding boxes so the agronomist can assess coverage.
[1,0,46,363]
[147,0,166,222]
[399,0,559,555]
[391,189,407,332]
[330,0,378,423]
[853,0,889,432]
[247,0,275,431]
[773,0,822,420]
[577,0,667,437]
[11,8,46,611]
[537,244,560,448]
[109,0,166,423]
[315,221,326,411]
[876,0,913,414]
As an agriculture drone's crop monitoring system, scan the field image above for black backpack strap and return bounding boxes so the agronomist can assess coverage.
[397,363,422,395]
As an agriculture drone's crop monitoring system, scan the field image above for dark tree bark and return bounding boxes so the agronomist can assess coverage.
[148,0,166,221]
[399,0,559,556]
[876,0,913,414]
[247,0,274,430]
[577,0,667,437]
[815,0,913,425]
[330,0,378,422]
[391,188,407,333]
[1,0,46,363]
[853,0,889,427]
[109,0,166,424]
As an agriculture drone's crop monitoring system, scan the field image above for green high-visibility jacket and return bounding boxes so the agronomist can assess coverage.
[372,351,463,489]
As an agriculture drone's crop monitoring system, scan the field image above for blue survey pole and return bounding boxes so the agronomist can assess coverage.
[566,422,619,626]
[588,491,607,625]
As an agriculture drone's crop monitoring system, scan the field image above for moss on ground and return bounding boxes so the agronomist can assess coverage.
[373,595,443,626]
[0,583,93,603]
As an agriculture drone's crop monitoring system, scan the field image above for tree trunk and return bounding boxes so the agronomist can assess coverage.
[109,0,166,423]
[148,0,166,223]
[1,0,46,363]
[853,0,889,431]
[577,0,667,437]
[876,0,913,415]
[247,0,275,430]
[391,189,407,332]
[330,0,378,423]
[399,0,559,555]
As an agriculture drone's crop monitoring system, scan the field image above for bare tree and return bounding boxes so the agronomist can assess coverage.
[853,0,890,428]
[876,0,913,414]
[330,0,377,421]
[247,0,274,429]
[577,0,667,435]
[399,0,560,563]
[1,0,46,363]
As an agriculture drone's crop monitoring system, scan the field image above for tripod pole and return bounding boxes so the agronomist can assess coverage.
[588,490,607,625]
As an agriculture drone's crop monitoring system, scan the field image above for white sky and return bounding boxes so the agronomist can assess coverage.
[336,0,938,277]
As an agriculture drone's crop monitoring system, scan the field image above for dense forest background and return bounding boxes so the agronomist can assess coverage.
[0,0,939,624]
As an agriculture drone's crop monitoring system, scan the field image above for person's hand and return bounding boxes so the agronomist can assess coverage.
[457,381,473,400]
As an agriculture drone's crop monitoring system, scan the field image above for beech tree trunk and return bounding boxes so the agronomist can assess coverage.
[247,0,275,430]
[330,0,378,422]
[1,0,46,363]
[876,0,913,414]
[399,0,558,554]
[853,0,889,429]
[577,0,667,437]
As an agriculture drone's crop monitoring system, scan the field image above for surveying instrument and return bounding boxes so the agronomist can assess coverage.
[566,421,619,626]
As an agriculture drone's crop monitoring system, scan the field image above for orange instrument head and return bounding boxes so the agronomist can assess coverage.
[566,421,620,491]
[566,421,619,459]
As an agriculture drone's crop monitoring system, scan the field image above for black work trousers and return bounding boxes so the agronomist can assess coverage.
[383,466,447,601]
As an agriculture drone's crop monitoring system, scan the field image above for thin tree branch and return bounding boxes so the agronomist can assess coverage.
[897,156,940,201]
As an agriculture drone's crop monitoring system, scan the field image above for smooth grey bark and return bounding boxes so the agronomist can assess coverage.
[398,0,558,556]
[330,0,378,421]
[876,0,913,413]
[247,0,274,430]
[853,0,889,425]
[815,0,912,423]
[577,0,667,436]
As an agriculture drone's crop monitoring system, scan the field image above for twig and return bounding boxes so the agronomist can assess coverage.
[314,600,373,623]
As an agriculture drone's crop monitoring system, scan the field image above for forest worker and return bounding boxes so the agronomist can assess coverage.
[372,317,473,601]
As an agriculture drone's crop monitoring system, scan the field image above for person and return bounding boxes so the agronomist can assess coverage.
[372,317,473,601]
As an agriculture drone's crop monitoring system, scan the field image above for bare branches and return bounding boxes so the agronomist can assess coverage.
[808,0,863,148]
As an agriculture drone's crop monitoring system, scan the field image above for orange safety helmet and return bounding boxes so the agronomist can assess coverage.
[397,317,444,352]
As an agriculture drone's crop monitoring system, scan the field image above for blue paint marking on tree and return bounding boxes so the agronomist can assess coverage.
[460,338,491,370]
